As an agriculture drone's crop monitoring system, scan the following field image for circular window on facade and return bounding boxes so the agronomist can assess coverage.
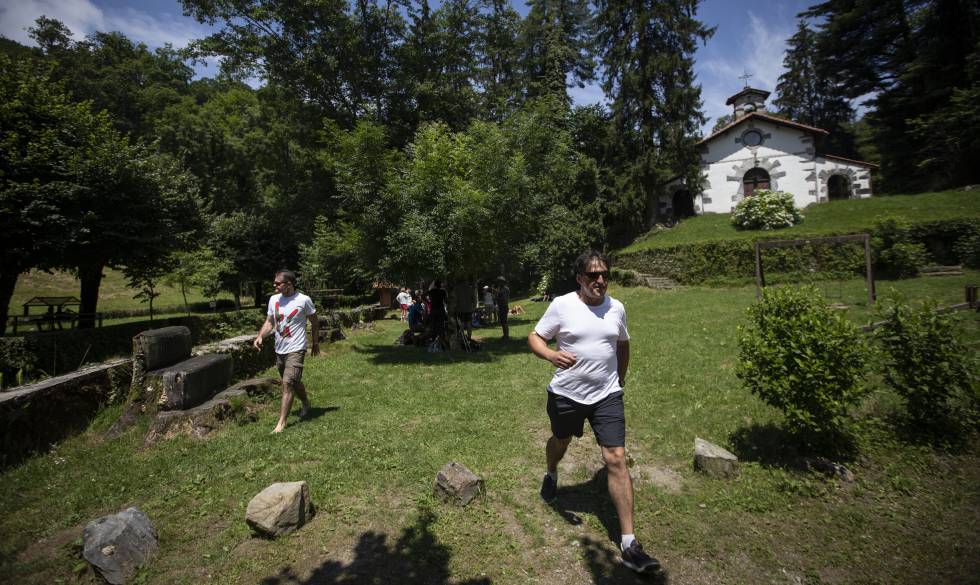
[742,129,763,147]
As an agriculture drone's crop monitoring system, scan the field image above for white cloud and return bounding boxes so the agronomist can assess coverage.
[0,0,209,49]
[696,10,798,134]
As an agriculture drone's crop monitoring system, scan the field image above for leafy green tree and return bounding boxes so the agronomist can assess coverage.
[29,17,193,139]
[165,247,233,314]
[594,0,713,238]
[774,20,856,156]
[0,57,94,333]
[299,216,372,293]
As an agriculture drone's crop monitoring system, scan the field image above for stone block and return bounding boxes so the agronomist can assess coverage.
[133,327,191,371]
[434,461,483,506]
[83,507,159,585]
[143,397,234,446]
[150,354,233,411]
[694,437,740,479]
[246,481,313,537]
[215,377,280,401]
[193,335,275,380]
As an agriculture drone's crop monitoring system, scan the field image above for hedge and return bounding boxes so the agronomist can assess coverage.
[615,218,980,285]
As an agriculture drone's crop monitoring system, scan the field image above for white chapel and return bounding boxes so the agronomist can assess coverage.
[661,87,877,221]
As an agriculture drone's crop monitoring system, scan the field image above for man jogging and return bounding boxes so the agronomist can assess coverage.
[527,250,660,574]
[253,269,318,433]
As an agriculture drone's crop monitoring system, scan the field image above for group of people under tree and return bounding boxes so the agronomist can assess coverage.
[252,250,660,574]
[394,278,511,348]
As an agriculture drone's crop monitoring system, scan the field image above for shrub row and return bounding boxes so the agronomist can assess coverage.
[737,287,978,449]
[615,217,980,284]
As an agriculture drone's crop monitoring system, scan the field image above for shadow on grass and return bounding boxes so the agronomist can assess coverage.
[550,469,668,584]
[258,507,491,585]
[297,406,339,423]
[728,423,858,471]
[354,335,531,366]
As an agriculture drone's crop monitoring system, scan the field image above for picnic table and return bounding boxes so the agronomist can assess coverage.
[10,296,83,333]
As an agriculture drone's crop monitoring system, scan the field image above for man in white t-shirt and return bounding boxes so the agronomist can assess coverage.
[528,250,660,574]
[253,269,319,433]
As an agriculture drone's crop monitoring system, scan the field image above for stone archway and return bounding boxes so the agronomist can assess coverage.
[727,156,786,205]
[672,189,696,218]
[827,174,851,200]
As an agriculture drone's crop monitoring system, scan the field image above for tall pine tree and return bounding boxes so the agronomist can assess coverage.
[774,20,856,157]
[520,0,595,104]
[804,0,980,191]
[594,0,712,238]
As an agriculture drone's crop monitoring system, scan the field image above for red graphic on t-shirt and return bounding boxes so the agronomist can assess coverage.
[274,301,299,338]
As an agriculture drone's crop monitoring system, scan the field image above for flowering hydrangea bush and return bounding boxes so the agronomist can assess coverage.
[730,189,803,230]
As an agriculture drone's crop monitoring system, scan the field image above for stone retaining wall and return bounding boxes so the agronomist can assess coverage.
[0,359,132,468]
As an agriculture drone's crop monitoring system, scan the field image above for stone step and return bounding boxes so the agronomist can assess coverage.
[635,273,683,289]
[148,354,233,411]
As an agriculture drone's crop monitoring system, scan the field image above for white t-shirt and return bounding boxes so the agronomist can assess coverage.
[267,292,316,355]
[396,291,411,306]
[483,291,495,307]
[533,291,629,404]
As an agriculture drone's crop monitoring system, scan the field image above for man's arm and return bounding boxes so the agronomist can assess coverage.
[617,340,630,388]
[528,331,577,369]
[253,314,274,350]
[309,313,320,355]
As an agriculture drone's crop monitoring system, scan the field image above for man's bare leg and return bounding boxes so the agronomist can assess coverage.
[547,435,572,473]
[601,445,634,535]
[273,381,311,433]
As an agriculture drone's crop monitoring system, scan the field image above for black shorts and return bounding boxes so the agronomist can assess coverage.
[546,391,625,447]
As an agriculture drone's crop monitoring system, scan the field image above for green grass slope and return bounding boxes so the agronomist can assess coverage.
[621,188,980,254]
[1,274,977,584]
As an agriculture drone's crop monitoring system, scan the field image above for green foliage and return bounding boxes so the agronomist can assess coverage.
[872,217,929,277]
[737,286,869,445]
[299,216,371,293]
[609,267,640,287]
[874,296,979,439]
[731,190,804,231]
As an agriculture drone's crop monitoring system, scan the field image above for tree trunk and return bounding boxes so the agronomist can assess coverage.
[253,281,263,309]
[77,262,104,329]
[181,282,190,316]
[0,269,20,336]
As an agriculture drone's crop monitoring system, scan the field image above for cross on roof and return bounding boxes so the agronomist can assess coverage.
[739,70,753,87]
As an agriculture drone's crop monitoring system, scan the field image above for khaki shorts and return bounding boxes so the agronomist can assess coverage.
[276,350,305,388]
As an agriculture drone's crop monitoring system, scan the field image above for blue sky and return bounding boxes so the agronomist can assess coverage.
[0,0,814,133]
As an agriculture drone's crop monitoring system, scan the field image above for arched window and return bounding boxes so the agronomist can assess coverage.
[828,174,851,200]
[743,168,771,197]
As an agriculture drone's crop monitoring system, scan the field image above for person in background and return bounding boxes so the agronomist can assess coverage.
[494,276,510,340]
[482,285,496,324]
[453,280,476,340]
[396,287,411,322]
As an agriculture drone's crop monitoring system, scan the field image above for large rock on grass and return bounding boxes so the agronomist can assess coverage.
[434,462,483,506]
[82,507,159,585]
[694,437,740,479]
[246,482,314,537]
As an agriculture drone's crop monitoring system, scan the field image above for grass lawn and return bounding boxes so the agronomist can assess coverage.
[9,268,235,315]
[620,188,980,253]
[1,275,977,584]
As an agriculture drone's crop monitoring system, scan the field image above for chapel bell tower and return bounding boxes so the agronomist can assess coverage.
[726,87,771,120]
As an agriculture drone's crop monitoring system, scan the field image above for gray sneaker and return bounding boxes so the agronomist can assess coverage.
[540,474,557,503]
[621,541,661,573]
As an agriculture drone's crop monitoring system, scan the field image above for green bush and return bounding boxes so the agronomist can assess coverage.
[737,286,869,444]
[731,189,804,231]
[609,267,641,287]
[872,217,930,277]
[874,296,979,438]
